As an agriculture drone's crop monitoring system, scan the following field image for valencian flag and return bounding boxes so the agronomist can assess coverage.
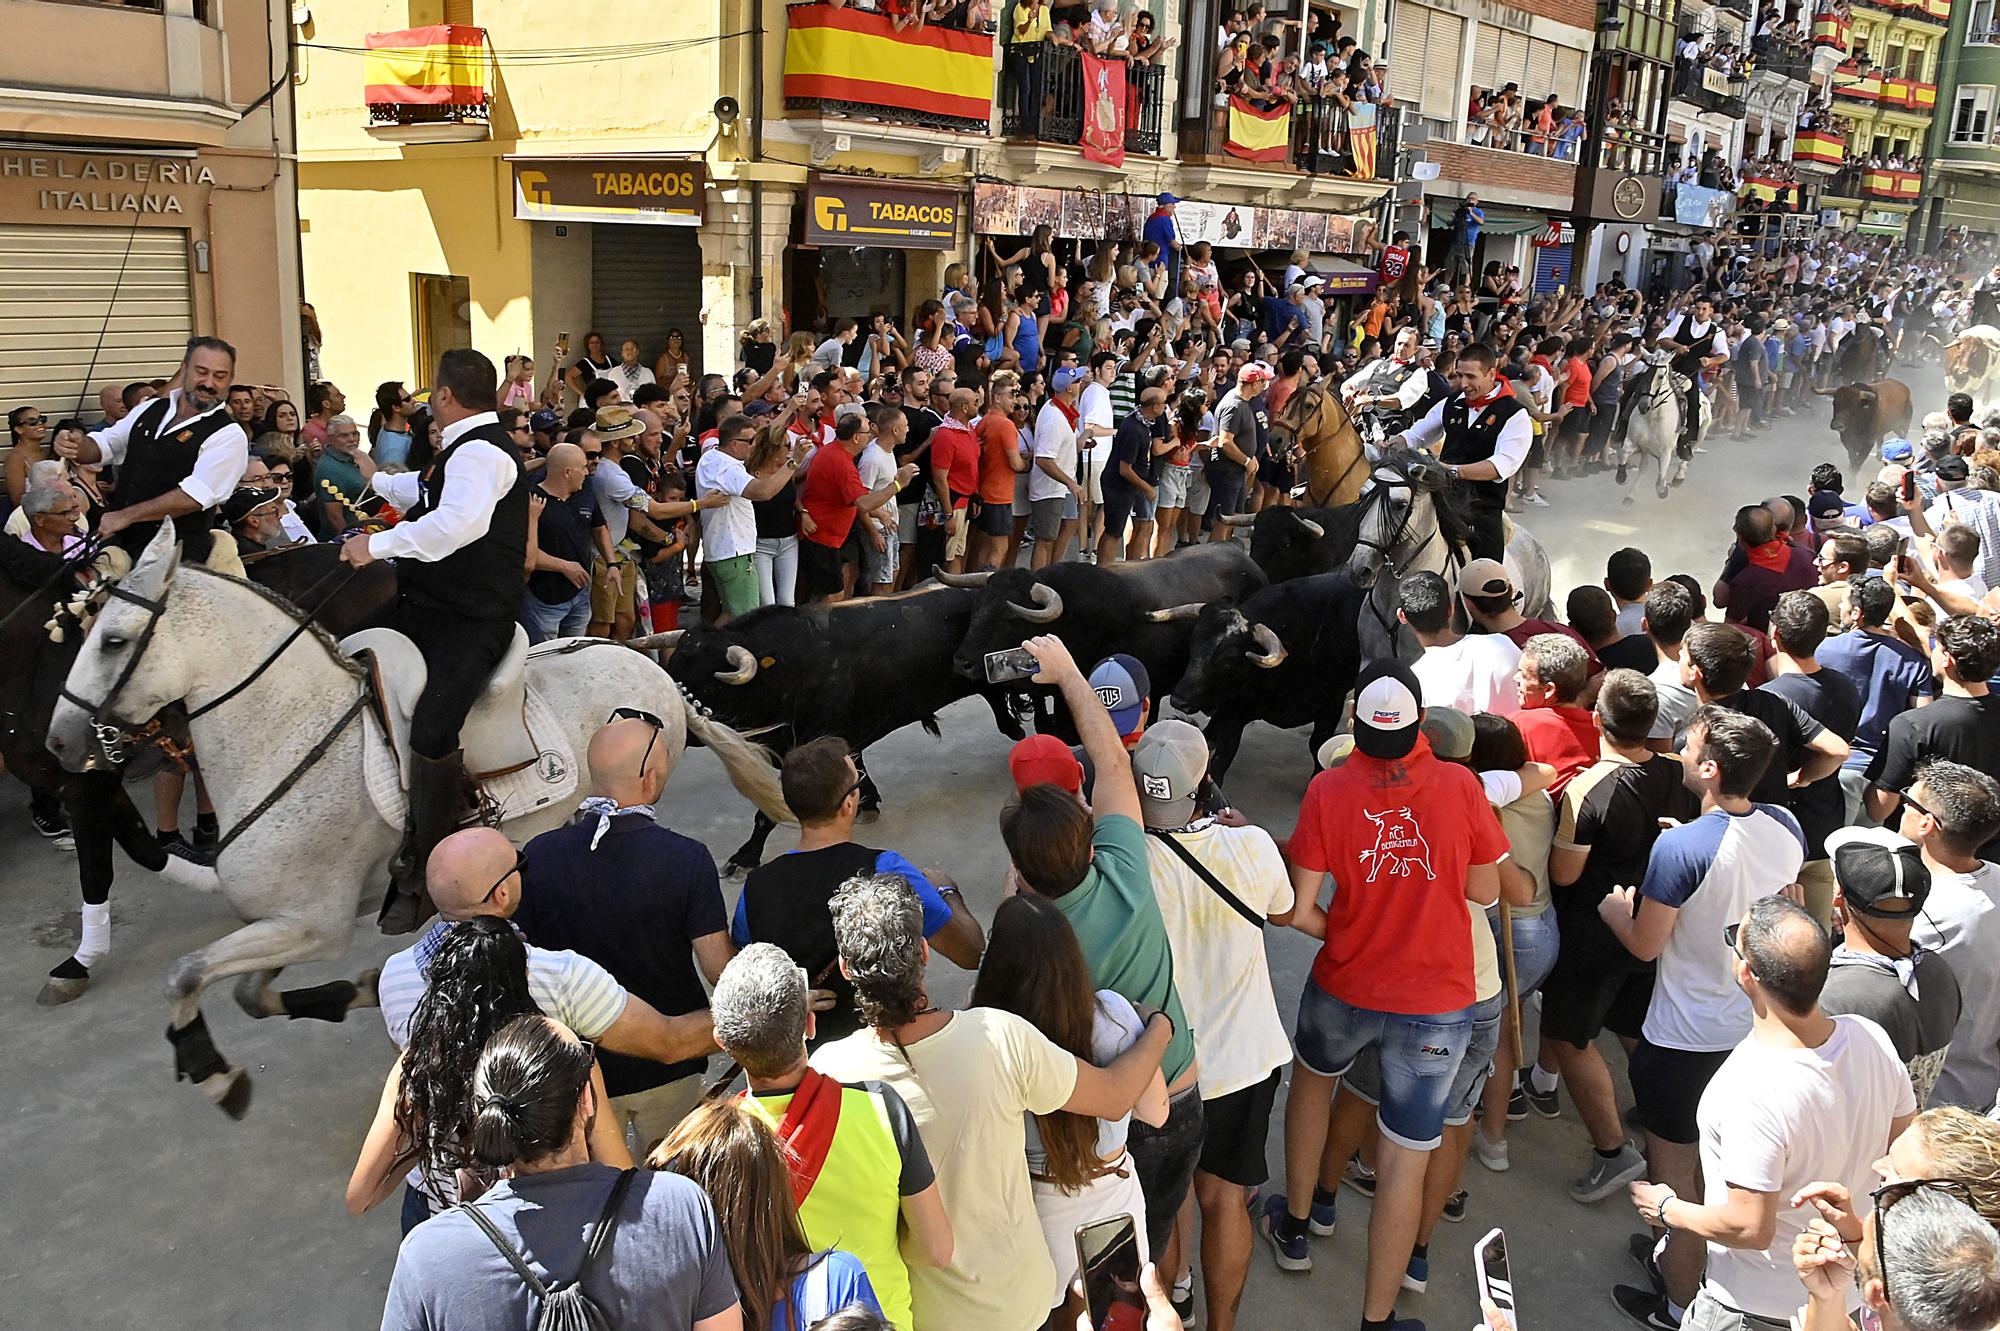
[784,6,994,133]
[1348,103,1379,179]
[364,25,489,106]
[1080,52,1128,168]
[1226,96,1293,163]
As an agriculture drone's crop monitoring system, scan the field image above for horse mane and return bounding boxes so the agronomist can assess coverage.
[178,564,368,684]
[1376,445,1476,563]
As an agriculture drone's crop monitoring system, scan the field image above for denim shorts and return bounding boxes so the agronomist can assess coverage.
[1491,908,1560,999]
[1294,978,1474,1150]
[1342,990,1504,1130]
[1128,1085,1206,1256]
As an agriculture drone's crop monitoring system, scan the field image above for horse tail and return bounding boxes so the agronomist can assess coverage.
[685,707,794,826]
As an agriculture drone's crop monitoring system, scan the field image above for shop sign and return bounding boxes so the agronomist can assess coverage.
[2,151,214,216]
[805,178,960,250]
[511,158,704,227]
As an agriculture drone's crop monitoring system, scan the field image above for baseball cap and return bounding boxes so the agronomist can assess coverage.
[529,408,562,435]
[1008,734,1083,795]
[1458,557,1517,599]
[1352,660,1424,760]
[1052,365,1088,392]
[1420,706,1474,761]
[221,485,282,526]
[743,399,776,418]
[1156,192,1180,205]
[1937,455,1970,482]
[1089,653,1152,740]
[1303,275,1325,289]
[1880,437,1914,463]
[1807,490,1847,521]
[1825,826,1932,917]
[593,404,644,441]
[1238,360,1276,384]
[1131,719,1208,828]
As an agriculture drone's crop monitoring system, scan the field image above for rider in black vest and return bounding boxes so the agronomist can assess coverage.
[1618,296,1728,454]
[340,348,530,932]
[60,336,250,561]
[1386,343,1529,563]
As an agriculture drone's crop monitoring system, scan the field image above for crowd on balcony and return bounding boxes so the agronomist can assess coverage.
[1464,84,1587,159]
[1212,23,1391,113]
[1676,31,1754,83]
[822,0,996,34]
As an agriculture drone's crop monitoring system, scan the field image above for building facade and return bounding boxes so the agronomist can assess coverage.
[0,0,303,420]
[1926,0,2000,238]
[1817,0,1947,237]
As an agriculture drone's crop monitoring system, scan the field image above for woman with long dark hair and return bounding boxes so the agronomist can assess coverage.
[971,894,1168,1321]
[656,327,693,387]
[653,1099,883,1331]
[347,918,631,1233]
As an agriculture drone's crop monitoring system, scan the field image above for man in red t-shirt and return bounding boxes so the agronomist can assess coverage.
[928,387,982,575]
[1512,632,1600,796]
[798,414,915,603]
[1262,663,1505,1328]
[972,371,1026,572]
[1460,558,1604,679]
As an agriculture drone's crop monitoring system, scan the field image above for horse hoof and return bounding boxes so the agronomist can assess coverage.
[198,1066,253,1119]
[1657,487,1671,500]
[36,974,88,1006]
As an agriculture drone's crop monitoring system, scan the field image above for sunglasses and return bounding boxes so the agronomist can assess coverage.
[583,450,604,462]
[268,469,293,481]
[1872,1178,1978,1302]
[16,415,47,428]
[610,707,665,780]
[479,850,526,907]
[1722,921,1744,957]
[1899,791,1932,821]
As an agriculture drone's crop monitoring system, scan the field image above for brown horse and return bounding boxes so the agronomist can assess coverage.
[1272,380,1370,508]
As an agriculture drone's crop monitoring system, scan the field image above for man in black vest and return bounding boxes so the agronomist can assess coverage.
[1651,294,1729,453]
[340,349,530,932]
[60,336,250,564]
[1386,342,1530,563]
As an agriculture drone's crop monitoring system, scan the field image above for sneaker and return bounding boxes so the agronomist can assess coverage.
[30,807,68,839]
[1628,1232,1666,1296]
[1442,1189,1467,1224]
[1170,1277,1196,1328]
[1308,1189,1338,1237]
[1519,1070,1561,1119]
[1525,491,1551,507]
[1403,1250,1430,1294]
[1570,1144,1648,1204]
[1612,1284,1679,1331]
[1473,1131,1511,1173]
[1257,1194,1312,1272]
[1505,1082,1529,1121]
[1342,1158,1377,1200]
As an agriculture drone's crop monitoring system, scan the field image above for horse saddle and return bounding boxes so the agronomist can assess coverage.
[338,626,578,831]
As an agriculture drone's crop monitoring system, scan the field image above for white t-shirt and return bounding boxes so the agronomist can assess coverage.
[1030,400,1079,503]
[1142,820,1295,1099]
[812,1008,1078,1331]
[1913,861,2000,1111]
[859,440,899,525]
[1649,655,1700,742]
[1411,633,1523,719]
[1079,381,1114,446]
[1026,990,1143,1167]
[1615,602,1648,639]
[694,445,758,562]
[1640,805,1808,1052]
[1697,1017,1915,1318]
[379,922,628,1048]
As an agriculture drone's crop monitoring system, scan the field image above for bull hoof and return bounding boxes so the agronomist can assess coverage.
[36,974,88,1006]
[198,1066,253,1119]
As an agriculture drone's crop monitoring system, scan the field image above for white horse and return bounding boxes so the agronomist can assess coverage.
[46,522,788,1117]
[1620,349,1707,503]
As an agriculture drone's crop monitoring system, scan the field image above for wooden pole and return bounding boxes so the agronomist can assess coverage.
[1499,903,1522,1060]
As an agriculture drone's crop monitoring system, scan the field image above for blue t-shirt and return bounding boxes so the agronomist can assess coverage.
[373,427,412,468]
[1816,629,1934,769]
[730,847,952,947]
[1459,205,1483,244]
[775,1250,882,1331]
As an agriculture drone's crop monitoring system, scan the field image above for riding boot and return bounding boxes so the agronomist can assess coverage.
[379,750,467,935]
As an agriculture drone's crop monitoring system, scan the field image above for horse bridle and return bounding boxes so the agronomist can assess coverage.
[57,580,172,758]
[1280,382,1371,504]
[1353,457,1468,647]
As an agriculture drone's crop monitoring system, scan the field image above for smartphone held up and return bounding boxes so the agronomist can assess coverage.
[984,647,1042,685]
[1476,1227,1519,1330]
[1076,1215,1145,1331]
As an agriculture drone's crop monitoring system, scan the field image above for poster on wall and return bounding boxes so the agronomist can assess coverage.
[1060,191,1108,242]
[969,185,1373,258]
[1295,211,1328,252]
[973,182,1021,236]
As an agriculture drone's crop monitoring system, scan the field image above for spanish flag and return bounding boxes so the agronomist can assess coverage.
[1738,176,1787,204]
[364,25,488,106]
[1811,12,1850,50]
[784,6,994,129]
[1795,128,1845,165]
[1226,96,1292,163]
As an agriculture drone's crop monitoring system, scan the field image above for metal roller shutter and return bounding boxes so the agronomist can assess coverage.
[1533,241,1573,293]
[589,225,705,381]
[0,222,193,419]
[1391,5,1465,122]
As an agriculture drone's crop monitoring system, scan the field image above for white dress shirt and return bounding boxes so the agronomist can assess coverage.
[1402,384,1533,482]
[1342,358,1426,411]
[695,446,758,562]
[88,392,248,509]
[365,412,517,562]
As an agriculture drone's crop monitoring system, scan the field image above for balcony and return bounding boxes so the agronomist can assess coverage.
[363,26,491,143]
[1810,10,1851,58]
[1794,123,1847,168]
[1674,62,1749,116]
[1174,96,1403,183]
[1852,0,1950,19]
[997,44,1170,160]
[1824,163,1922,199]
[1756,44,1814,82]
[784,5,994,134]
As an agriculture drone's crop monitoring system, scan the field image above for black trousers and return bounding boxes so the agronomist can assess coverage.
[1469,499,1506,563]
[361,598,515,759]
[114,517,216,564]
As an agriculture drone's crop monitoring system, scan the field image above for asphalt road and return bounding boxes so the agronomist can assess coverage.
[0,361,1945,1331]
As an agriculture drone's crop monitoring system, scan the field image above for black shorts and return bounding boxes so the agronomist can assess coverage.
[1203,469,1247,523]
[970,496,1012,537]
[1257,452,1294,490]
[1525,435,1549,471]
[798,536,847,599]
[1559,406,1594,438]
[1099,482,1138,537]
[1627,1038,1730,1145]
[1540,955,1654,1050]
[1197,1068,1281,1188]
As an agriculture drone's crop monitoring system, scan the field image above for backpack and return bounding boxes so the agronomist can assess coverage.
[458,1168,637,1330]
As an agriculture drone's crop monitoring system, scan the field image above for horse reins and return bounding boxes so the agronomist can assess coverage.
[1282,383,1371,505]
[0,533,108,640]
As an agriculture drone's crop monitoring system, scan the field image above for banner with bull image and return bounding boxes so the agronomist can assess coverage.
[973,182,1383,259]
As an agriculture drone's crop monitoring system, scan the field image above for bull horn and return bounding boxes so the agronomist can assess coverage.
[1218,512,1258,527]
[1009,582,1065,624]
[1145,602,1206,622]
[713,644,759,685]
[933,567,993,588]
[626,630,685,653]
[1295,517,1325,539]
[1812,386,1835,396]
[1245,623,1289,668]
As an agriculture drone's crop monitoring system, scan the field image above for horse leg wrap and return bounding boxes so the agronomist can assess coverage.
[167,1013,230,1086]
[75,902,110,971]
[279,980,360,1024]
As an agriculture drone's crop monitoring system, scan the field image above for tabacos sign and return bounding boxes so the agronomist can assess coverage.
[806,177,959,251]
[3,152,215,216]
[511,157,705,228]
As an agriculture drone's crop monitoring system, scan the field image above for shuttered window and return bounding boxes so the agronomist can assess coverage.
[0,222,193,421]
[1391,4,1466,120]
[1470,23,1587,106]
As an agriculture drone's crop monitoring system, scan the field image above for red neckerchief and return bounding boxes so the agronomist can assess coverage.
[1745,539,1792,573]
[759,1067,844,1209]
[1467,382,1510,410]
[1530,355,1554,371]
[1052,395,1081,429]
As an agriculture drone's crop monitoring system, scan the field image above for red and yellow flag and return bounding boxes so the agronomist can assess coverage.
[784,7,994,128]
[1226,96,1293,163]
[364,25,488,106]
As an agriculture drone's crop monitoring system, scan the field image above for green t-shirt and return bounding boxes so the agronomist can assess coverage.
[1054,813,1196,1083]
[314,447,367,513]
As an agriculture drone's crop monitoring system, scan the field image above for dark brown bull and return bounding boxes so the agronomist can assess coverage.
[1816,379,1913,473]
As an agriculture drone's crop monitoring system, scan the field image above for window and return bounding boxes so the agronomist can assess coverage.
[1389,3,1467,122]
[413,273,472,377]
[1953,87,1995,143]
[1973,0,1997,42]
[1470,25,1586,106]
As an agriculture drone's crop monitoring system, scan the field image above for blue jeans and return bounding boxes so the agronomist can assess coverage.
[519,585,590,644]
[1492,908,1561,999]
[1343,991,1505,1129]
[1294,978,1474,1150]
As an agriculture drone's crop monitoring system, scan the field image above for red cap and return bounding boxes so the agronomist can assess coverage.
[1008,734,1083,795]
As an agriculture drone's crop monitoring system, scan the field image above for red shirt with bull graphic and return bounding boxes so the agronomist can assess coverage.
[1287,736,1509,1014]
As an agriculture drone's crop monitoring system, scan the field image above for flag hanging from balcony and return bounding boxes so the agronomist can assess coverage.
[783,6,994,132]
[364,25,488,106]
[1226,97,1292,163]
[1080,53,1128,168]
[1348,103,1378,179]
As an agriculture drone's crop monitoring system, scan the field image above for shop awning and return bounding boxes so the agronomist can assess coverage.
[1430,202,1553,236]
[1854,222,1905,236]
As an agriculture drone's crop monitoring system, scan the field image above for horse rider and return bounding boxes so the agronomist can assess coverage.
[1382,341,1527,564]
[56,336,250,574]
[1647,294,1729,456]
[1340,327,1428,443]
[338,349,530,933]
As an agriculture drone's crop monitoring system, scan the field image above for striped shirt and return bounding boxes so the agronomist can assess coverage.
[378,917,629,1049]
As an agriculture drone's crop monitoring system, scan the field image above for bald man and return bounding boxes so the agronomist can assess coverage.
[932,387,983,574]
[521,441,613,643]
[97,383,127,427]
[516,717,735,1150]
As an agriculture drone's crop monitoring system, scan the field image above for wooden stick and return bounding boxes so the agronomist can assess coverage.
[1499,903,1522,1060]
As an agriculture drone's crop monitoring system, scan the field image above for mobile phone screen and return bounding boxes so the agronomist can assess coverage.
[1076,1215,1144,1331]
[1476,1228,1516,1327]
[984,646,1041,685]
